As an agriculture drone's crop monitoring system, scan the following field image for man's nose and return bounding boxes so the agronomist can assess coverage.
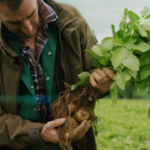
[21,20,33,35]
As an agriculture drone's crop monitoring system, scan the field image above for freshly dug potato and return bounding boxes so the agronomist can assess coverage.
[87,120,92,125]
[65,92,71,101]
[62,117,78,133]
[74,108,89,122]
[88,97,94,102]
[68,103,76,114]
[52,100,61,113]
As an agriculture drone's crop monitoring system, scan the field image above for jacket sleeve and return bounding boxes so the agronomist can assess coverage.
[0,52,46,150]
[0,106,47,150]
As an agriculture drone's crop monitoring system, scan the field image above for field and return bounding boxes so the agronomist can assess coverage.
[94,99,150,150]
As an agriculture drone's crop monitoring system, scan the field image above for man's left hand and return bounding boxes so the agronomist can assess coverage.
[89,67,115,93]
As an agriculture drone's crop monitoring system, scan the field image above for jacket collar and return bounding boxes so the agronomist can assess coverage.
[45,0,76,31]
[0,20,20,58]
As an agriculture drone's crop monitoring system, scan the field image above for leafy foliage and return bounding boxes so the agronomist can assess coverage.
[71,6,150,105]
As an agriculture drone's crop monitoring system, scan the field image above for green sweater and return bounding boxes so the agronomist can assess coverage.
[6,23,61,150]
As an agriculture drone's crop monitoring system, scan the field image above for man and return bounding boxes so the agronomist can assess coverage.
[0,0,115,150]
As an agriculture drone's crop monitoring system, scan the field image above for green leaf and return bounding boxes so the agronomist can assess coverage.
[123,38,137,45]
[129,11,140,22]
[128,20,135,27]
[139,51,150,66]
[131,28,134,36]
[117,30,123,38]
[119,8,128,30]
[92,45,104,57]
[99,56,110,66]
[85,50,103,69]
[122,54,139,71]
[145,14,150,19]
[126,68,137,78]
[101,37,113,51]
[123,70,131,81]
[140,64,150,80]
[111,24,118,39]
[78,72,91,81]
[71,77,89,90]
[110,81,118,104]
[133,42,150,52]
[112,38,124,46]
[135,71,141,82]
[112,47,128,69]
[137,83,150,96]
[140,18,150,31]
[123,38,137,50]
[140,6,149,16]
[114,71,126,90]
[136,23,148,37]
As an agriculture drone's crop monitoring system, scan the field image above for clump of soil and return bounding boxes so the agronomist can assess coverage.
[50,83,99,150]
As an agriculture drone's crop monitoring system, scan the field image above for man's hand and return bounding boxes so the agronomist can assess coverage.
[40,118,91,144]
[40,118,66,144]
[89,67,115,93]
[65,120,91,141]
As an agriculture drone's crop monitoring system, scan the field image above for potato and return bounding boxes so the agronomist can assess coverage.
[87,120,92,125]
[65,92,71,101]
[62,117,78,133]
[74,108,89,122]
[52,100,61,113]
[88,97,94,102]
[68,103,76,114]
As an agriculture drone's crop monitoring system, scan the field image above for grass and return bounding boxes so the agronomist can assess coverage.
[94,99,150,150]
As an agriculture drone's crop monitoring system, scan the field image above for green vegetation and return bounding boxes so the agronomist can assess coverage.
[72,7,150,104]
[94,99,150,150]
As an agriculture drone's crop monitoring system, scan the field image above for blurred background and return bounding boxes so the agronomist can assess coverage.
[55,1,150,149]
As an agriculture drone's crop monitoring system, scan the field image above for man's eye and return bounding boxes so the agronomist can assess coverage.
[8,22,20,25]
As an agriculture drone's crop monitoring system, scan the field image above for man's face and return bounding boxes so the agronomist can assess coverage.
[0,0,39,39]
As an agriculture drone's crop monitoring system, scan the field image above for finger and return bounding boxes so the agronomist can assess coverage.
[51,129,60,144]
[91,72,104,85]
[102,67,115,80]
[80,124,91,138]
[95,69,110,81]
[65,120,88,140]
[47,118,66,129]
[89,75,101,91]
[92,70,110,85]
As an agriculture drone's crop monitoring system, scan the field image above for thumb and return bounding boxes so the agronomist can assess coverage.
[48,118,66,129]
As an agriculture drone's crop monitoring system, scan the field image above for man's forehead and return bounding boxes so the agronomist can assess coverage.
[0,0,38,21]
[0,0,24,11]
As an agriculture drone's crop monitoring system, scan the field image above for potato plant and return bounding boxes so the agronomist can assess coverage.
[72,6,150,104]
[50,83,99,150]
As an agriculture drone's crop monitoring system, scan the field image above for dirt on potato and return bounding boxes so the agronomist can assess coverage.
[50,83,99,150]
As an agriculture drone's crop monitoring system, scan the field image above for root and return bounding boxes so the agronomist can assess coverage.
[50,83,99,150]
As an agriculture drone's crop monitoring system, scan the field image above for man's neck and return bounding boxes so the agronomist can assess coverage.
[24,33,36,50]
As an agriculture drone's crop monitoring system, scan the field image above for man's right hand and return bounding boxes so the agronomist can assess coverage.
[40,118,91,144]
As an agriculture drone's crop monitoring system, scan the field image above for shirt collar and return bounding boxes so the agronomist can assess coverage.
[38,0,58,26]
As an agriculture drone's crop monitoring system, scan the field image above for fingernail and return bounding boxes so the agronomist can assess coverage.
[61,118,66,122]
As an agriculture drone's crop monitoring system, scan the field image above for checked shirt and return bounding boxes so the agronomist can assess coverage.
[19,0,58,122]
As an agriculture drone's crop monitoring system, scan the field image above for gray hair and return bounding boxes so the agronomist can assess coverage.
[0,0,23,11]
